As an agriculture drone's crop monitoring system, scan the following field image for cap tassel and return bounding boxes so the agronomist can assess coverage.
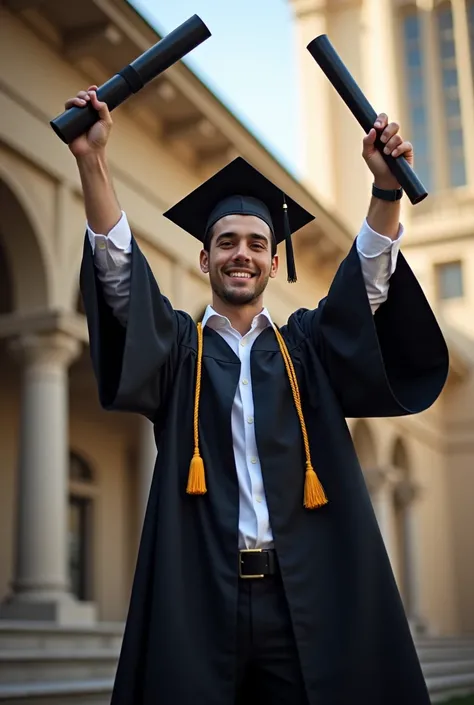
[187,322,207,495]
[273,325,328,510]
[282,197,297,283]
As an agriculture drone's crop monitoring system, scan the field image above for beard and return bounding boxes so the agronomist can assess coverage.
[210,272,269,306]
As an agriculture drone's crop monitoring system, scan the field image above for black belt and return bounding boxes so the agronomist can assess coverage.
[239,549,278,579]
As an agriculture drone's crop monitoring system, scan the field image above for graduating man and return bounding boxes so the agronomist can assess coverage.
[70,86,448,705]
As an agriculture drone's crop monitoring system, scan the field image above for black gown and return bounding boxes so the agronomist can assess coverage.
[80,233,449,705]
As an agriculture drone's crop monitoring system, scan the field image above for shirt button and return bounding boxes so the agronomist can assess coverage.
[242,378,249,385]
[247,416,254,424]
[240,339,247,347]
[97,240,106,250]
[255,496,262,503]
[250,457,258,464]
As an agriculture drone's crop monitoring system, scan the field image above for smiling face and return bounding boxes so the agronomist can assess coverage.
[199,214,279,308]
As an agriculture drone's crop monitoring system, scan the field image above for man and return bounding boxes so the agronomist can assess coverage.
[71,85,448,705]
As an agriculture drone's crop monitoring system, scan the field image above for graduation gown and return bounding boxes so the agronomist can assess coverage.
[80,234,449,705]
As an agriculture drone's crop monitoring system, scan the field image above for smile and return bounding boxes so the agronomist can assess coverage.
[226,272,255,279]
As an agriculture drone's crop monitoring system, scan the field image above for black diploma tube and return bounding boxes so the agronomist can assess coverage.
[307,34,427,205]
[50,14,211,145]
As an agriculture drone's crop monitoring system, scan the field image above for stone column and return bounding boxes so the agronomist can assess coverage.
[0,332,95,624]
[452,0,474,187]
[289,0,337,207]
[138,417,156,530]
[395,479,426,633]
[366,467,398,572]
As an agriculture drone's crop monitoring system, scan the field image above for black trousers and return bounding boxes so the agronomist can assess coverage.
[235,573,309,705]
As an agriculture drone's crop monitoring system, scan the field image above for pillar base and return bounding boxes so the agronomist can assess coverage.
[0,594,97,625]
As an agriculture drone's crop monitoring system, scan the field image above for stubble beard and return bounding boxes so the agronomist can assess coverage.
[210,272,269,307]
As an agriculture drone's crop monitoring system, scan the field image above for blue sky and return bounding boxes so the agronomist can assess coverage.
[129,0,301,176]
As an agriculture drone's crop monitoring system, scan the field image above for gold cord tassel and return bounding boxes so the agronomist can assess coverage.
[187,322,207,495]
[273,325,328,509]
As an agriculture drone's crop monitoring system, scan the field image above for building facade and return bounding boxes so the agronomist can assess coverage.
[290,0,474,636]
[0,0,473,683]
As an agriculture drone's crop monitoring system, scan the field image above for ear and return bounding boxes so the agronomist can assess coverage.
[269,253,279,279]
[200,249,210,275]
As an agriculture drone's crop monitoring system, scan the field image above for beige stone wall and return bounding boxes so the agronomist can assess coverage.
[291,0,474,635]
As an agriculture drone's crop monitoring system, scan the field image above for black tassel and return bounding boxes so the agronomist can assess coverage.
[283,198,297,283]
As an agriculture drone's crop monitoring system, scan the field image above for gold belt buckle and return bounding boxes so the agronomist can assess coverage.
[239,548,264,579]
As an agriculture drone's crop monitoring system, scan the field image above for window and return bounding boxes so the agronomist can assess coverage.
[68,452,95,601]
[436,4,466,187]
[437,261,464,299]
[401,3,471,192]
[402,14,433,191]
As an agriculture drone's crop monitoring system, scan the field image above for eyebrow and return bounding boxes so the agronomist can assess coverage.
[215,232,270,245]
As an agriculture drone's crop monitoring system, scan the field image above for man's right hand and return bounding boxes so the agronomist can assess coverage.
[65,85,112,159]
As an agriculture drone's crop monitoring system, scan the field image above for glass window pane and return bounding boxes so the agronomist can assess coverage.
[437,5,467,188]
[404,15,420,40]
[450,159,467,188]
[437,262,464,299]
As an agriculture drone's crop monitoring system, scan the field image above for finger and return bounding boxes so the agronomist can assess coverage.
[374,113,388,130]
[65,95,89,109]
[88,90,111,122]
[380,121,400,144]
[383,134,403,155]
[392,140,413,159]
[87,85,98,92]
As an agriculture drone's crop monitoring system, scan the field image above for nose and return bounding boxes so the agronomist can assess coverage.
[232,241,251,262]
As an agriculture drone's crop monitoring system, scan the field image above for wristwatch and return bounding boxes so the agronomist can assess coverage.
[372,184,403,201]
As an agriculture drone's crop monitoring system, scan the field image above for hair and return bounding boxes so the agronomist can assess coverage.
[204,222,277,258]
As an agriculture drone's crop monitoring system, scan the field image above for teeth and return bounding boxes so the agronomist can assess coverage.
[229,272,252,278]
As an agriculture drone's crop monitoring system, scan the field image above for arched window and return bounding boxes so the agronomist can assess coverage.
[68,452,95,602]
[0,234,14,315]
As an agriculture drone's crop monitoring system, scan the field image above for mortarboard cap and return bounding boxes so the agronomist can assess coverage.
[162,157,315,282]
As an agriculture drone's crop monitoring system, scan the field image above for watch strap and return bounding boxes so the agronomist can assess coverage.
[372,184,403,201]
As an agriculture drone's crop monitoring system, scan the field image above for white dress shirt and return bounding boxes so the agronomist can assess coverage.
[87,212,403,549]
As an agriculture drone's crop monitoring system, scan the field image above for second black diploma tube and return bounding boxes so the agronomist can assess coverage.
[306,34,428,205]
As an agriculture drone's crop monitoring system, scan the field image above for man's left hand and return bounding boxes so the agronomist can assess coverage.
[362,113,414,190]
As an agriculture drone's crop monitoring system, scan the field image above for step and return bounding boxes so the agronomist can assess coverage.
[0,623,123,652]
[422,659,474,678]
[427,673,474,703]
[0,679,113,704]
[418,647,474,663]
[0,649,119,685]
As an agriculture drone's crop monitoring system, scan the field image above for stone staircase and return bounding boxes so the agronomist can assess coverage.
[0,622,121,704]
[0,623,473,704]
[416,635,474,702]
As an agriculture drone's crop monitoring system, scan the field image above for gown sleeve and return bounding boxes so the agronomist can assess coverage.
[296,240,449,419]
[79,234,181,421]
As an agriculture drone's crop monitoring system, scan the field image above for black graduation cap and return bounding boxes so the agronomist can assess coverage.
[162,157,315,282]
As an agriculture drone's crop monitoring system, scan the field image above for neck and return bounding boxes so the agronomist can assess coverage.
[211,296,265,336]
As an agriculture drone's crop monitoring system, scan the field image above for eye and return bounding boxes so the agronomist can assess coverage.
[219,240,233,248]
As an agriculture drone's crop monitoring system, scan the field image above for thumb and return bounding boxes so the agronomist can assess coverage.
[362,128,377,158]
[89,90,111,123]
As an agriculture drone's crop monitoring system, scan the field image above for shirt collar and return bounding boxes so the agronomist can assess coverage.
[201,304,274,333]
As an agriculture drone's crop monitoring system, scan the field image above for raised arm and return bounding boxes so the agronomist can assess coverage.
[69,86,182,420]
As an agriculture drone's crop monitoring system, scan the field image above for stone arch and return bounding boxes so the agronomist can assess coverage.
[0,174,49,312]
[352,420,377,470]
